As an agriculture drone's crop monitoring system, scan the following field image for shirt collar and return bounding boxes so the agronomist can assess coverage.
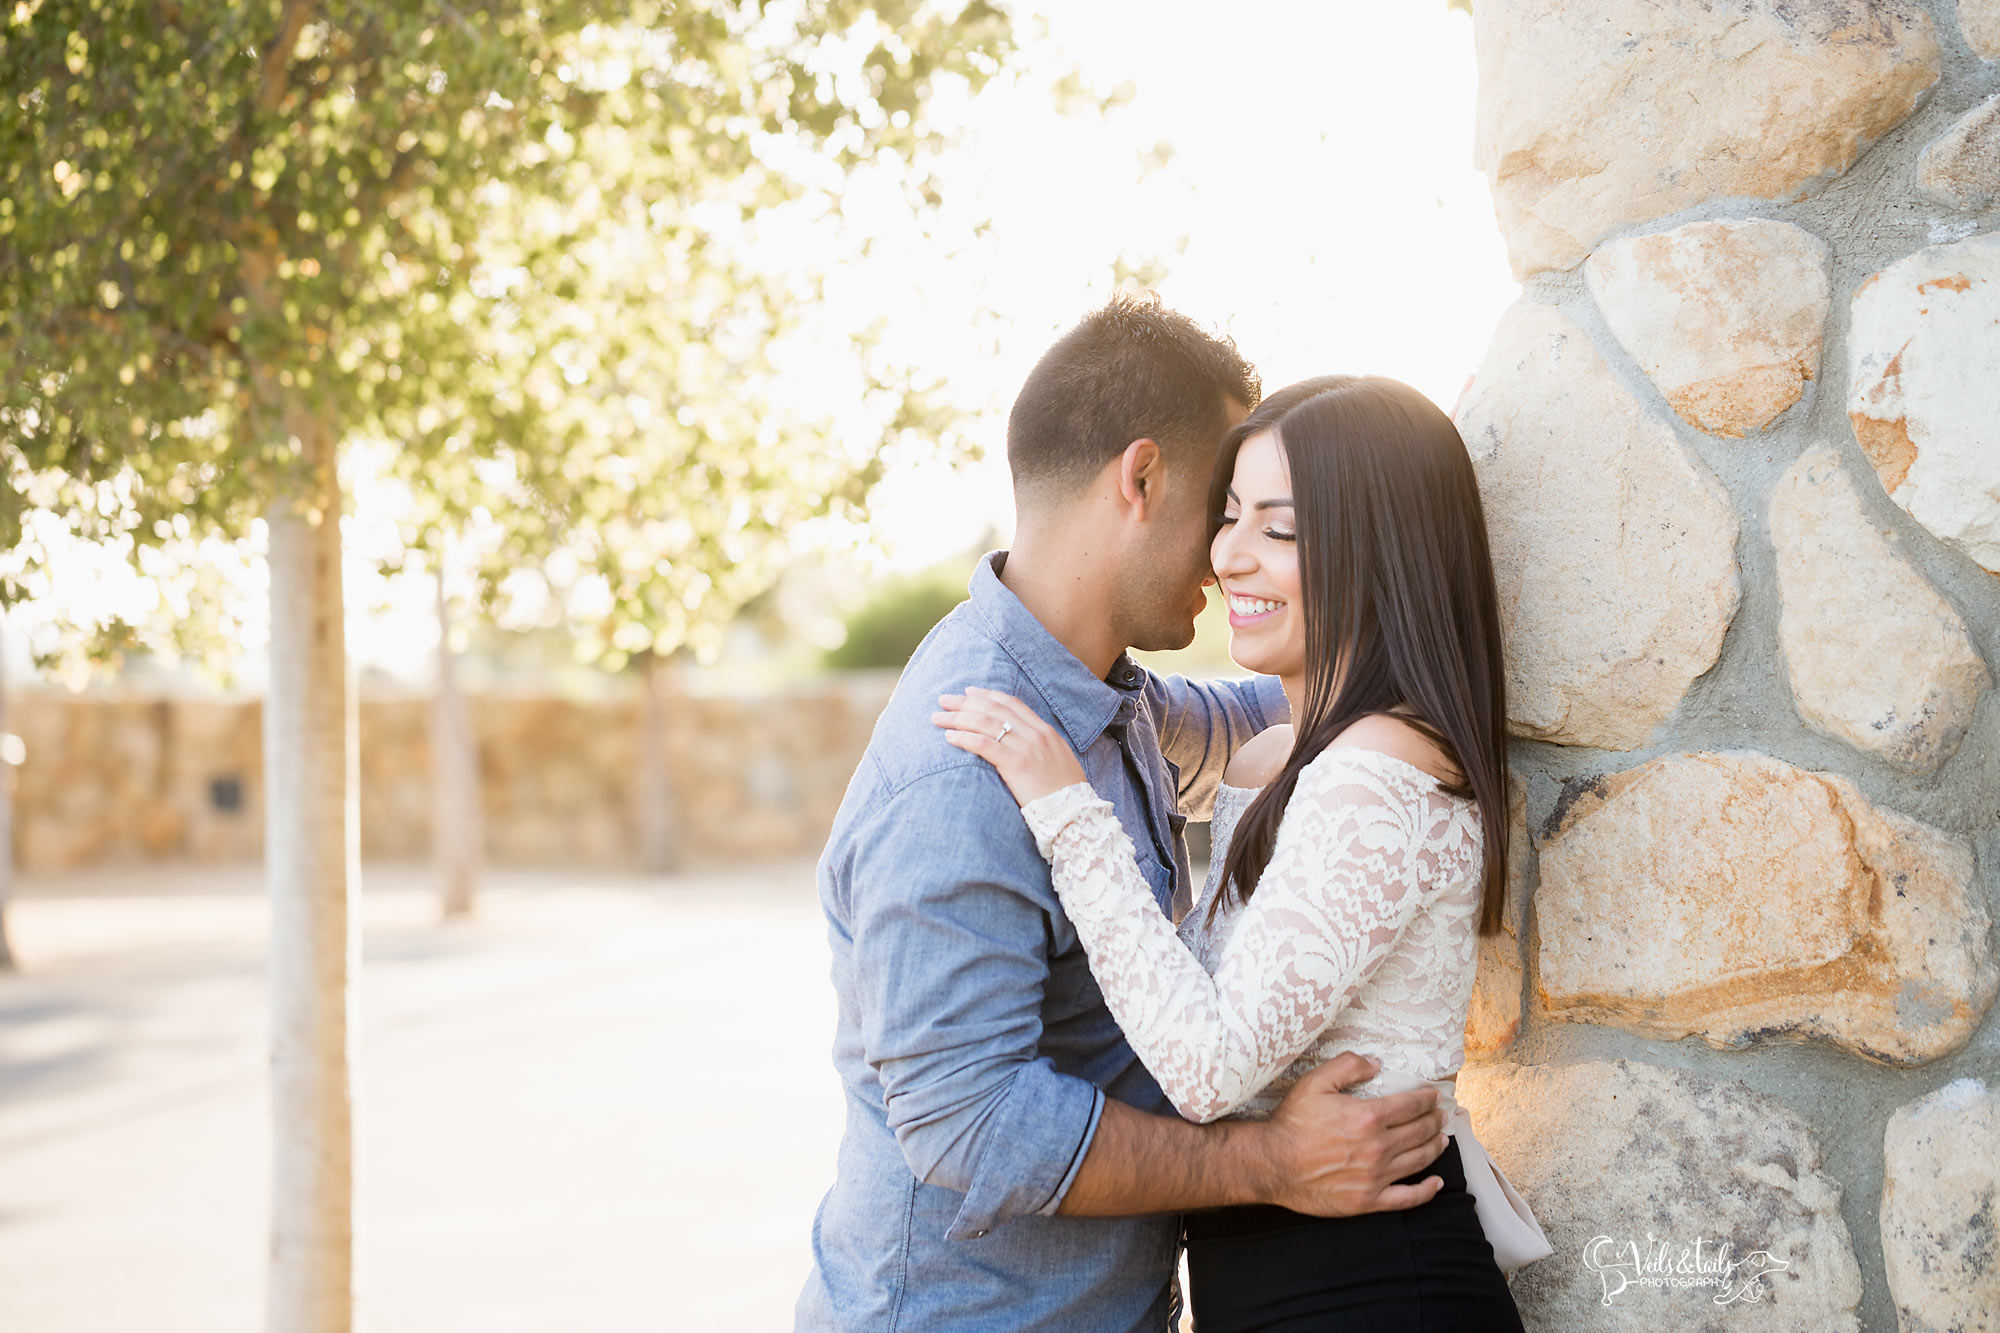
[965,550,1143,752]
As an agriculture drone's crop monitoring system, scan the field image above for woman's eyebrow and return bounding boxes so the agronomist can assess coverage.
[1223,488,1294,510]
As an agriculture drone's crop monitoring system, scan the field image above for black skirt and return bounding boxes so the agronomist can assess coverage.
[1181,1139,1525,1332]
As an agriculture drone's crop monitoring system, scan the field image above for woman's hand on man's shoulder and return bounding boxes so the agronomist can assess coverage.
[931,686,1086,808]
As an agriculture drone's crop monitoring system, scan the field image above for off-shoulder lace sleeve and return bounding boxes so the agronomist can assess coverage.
[1019,749,1436,1124]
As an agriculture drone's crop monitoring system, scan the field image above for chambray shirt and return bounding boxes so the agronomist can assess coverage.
[796,552,1287,1333]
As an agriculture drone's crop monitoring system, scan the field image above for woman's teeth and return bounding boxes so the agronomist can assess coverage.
[1228,594,1283,616]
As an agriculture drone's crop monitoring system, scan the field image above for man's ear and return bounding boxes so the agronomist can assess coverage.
[1117,438,1163,516]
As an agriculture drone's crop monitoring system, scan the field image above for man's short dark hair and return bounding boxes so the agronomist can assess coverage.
[1006,292,1261,504]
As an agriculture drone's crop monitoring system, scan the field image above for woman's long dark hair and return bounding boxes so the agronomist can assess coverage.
[1210,375,1510,935]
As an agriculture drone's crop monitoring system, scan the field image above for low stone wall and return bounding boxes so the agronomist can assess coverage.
[10,675,897,871]
[1457,3,2000,1329]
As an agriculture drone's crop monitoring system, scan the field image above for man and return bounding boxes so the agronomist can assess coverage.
[796,295,1447,1331]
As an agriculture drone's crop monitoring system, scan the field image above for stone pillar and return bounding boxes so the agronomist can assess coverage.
[1454,3,2000,1328]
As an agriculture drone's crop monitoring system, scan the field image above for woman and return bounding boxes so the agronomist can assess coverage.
[933,375,1548,1330]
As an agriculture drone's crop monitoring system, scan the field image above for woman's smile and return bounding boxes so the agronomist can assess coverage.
[1225,590,1287,626]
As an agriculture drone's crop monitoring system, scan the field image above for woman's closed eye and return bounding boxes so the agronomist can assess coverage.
[1215,509,1293,542]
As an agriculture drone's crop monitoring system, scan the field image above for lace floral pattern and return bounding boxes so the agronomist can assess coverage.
[1023,746,1484,1124]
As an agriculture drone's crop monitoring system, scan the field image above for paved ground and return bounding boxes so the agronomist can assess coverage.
[0,861,844,1332]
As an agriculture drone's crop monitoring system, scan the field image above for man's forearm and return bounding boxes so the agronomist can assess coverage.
[1054,1055,1450,1221]
[1055,1098,1276,1216]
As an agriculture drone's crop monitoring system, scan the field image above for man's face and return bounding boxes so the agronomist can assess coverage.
[1117,398,1251,654]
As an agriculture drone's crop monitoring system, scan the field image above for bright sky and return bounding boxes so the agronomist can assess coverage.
[854,0,1515,573]
[7,1,1515,687]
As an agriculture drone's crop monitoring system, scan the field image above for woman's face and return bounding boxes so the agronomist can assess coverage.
[1211,429,1306,681]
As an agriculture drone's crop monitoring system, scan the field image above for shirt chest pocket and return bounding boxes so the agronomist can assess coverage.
[1131,789,1180,909]
[1133,837,1174,912]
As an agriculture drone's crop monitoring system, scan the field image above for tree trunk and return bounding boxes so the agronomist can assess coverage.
[432,562,481,918]
[636,650,682,873]
[262,410,357,1333]
[0,614,17,972]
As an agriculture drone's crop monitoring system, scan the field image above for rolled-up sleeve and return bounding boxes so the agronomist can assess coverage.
[849,762,1107,1241]
[1144,672,1290,819]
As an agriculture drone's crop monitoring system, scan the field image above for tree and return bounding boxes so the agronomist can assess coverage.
[823,554,977,669]
[0,613,16,971]
[0,3,1012,1327]
[634,648,684,873]
[431,560,480,916]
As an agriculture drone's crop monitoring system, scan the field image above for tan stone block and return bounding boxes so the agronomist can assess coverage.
[1849,232,2000,573]
[1456,302,1740,750]
[1475,0,1939,276]
[18,820,93,872]
[1585,220,1830,437]
[1917,94,2000,210]
[1458,1059,1862,1330]
[137,806,184,856]
[1882,1078,2000,1332]
[1536,752,1998,1064]
[1771,448,1990,772]
[1964,0,2000,61]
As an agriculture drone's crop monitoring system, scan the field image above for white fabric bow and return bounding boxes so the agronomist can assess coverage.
[1366,1068,1553,1273]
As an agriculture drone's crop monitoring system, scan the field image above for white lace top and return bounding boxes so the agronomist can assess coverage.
[1021,744,1485,1124]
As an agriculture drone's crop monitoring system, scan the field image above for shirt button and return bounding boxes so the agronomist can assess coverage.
[972,1230,988,1238]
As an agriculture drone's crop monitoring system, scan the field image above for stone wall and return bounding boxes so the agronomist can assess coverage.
[10,675,896,872]
[1456,3,1999,1328]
